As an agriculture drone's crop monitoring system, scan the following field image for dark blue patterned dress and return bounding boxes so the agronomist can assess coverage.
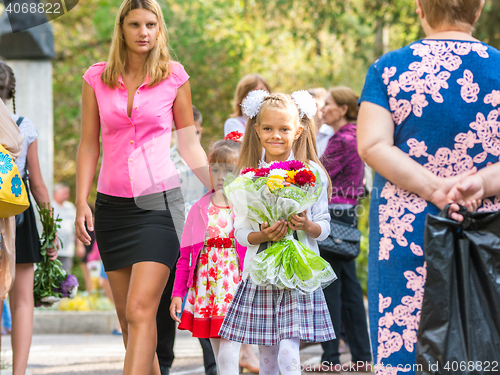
[359,39,500,374]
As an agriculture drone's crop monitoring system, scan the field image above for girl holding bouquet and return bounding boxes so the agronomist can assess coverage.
[219,91,336,375]
[170,137,247,375]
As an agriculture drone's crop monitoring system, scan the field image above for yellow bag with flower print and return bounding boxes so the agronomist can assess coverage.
[0,144,29,218]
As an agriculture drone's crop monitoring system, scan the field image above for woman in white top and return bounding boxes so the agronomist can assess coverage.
[223,74,271,136]
[0,61,56,375]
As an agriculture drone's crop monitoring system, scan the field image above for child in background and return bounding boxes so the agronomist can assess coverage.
[219,91,335,375]
[170,137,246,375]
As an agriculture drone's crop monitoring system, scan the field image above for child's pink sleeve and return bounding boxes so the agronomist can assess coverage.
[171,204,195,299]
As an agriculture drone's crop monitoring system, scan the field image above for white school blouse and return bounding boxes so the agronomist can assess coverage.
[234,152,331,280]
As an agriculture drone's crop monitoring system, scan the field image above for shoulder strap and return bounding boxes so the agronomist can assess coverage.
[15,117,24,127]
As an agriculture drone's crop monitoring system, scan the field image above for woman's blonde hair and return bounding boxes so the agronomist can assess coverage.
[328,86,359,122]
[231,74,272,118]
[419,0,484,31]
[101,0,172,89]
[0,100,23,160]
[238,93,332,198]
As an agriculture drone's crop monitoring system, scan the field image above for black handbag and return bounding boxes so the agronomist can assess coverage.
[417,205,500,373]
[318,212,361,261]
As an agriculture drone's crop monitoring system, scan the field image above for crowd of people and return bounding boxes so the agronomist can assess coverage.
[0,0,499,374]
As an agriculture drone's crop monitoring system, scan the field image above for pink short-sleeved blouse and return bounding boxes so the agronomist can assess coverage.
[83,61,189,198]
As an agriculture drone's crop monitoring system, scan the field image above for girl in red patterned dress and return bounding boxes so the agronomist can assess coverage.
[170,136,246,374]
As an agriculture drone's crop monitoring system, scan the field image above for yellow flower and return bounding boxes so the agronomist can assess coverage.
[266,175,284,192]
[285,170,297,184]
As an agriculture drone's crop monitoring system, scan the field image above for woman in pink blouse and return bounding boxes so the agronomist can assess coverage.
[74,0,211,374]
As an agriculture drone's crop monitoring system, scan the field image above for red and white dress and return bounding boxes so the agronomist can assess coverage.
[178,198,241,338]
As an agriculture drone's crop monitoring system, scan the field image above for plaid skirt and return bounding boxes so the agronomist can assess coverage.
[219,278,335,346]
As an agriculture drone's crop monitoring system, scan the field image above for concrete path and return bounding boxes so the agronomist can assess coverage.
[1,332,370,374]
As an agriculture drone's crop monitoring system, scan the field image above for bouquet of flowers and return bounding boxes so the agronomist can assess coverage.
[224,160,336,293]
[33,205,78,307]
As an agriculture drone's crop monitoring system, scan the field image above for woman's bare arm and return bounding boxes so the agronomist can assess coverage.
[173,81,212,190]
[75,81,101,245]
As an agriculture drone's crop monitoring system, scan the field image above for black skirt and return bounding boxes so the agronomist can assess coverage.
[15,190,43,264]
[95,188,185,272]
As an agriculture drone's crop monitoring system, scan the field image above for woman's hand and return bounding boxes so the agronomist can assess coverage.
[260,221,289,242]
[428,168,477,209]
[75,203,93,245]
[170,297,183,323]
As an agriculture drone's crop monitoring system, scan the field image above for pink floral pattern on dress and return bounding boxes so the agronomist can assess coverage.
[378,182,427,260]
[382,67,397,85]
[384,41,488,127]
[457,70,480,103]
[409,243,423,256]
[484,90,500,107]
[377,265,426,372]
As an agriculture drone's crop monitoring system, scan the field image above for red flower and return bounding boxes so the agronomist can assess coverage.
[228,228,235,238]
[223,238,232,248]
[242,167,257,174]
[200,253,209,265]
[200,306,211,318]
[233,274,240,284]
[188,294,195,305]
[223,131,244,143]
[254,168,270,177]
[215,238,224,248]
[206,280,211,290]
[209,267,218,280]
[209,293,216,304]
[294,169,315,186]
[224,293,233,303]
[211,253,218,263]
[223,250,229,258]
[212,304,220,316]
[222,268,230,277]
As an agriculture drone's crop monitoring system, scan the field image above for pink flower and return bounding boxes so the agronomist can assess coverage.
[208,226,220,238]
[228,228,235,238]
[207,205,220,215]
[217,216,228,228]
[223,280,230,290]
[220,304,228,315]
[188,294,195,305]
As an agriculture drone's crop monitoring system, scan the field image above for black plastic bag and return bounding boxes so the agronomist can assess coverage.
[416,205,500,374]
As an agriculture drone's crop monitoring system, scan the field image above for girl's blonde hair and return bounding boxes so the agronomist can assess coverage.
[238,93,332,198]
[231,74,272,118]
[0,99,23,160]
[209,139,241,166]
[419,0,484,31]
[101,0,172,89]
[328,86,359,122]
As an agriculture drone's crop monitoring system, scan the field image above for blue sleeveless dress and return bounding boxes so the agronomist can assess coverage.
[359,39,500,374]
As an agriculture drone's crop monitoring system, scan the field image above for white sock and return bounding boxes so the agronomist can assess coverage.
[211,338,240,375]
[259,338,301,375]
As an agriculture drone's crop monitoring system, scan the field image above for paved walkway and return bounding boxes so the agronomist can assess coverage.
[1,332,370,374]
